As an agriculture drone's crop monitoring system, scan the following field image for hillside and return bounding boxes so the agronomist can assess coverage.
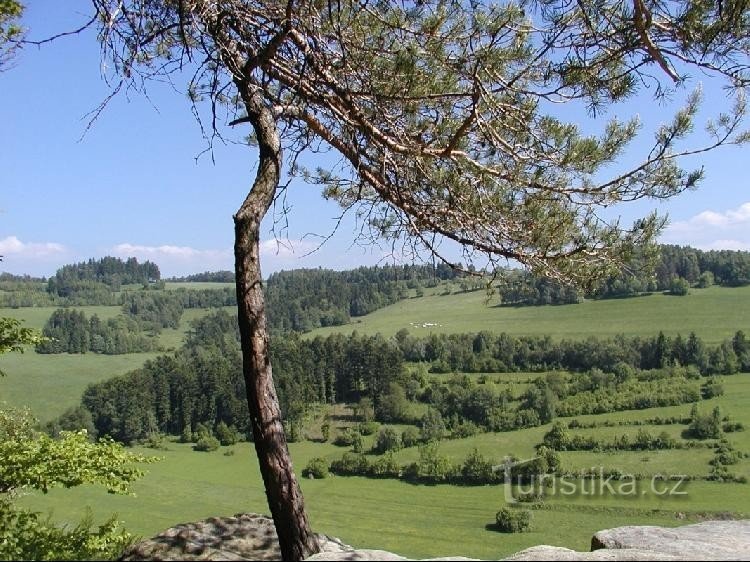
[309,284,750,345]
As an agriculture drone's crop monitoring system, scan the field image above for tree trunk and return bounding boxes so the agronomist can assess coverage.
[233,86,320,561]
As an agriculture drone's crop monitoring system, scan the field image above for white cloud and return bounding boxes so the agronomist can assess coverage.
[259,238,317,258]
[113,243,229,260]
[112,238,319,276]
[0,236,67,257]
[662,202,750,251]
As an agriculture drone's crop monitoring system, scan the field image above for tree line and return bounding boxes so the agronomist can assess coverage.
[3,246,750,318]
[264,264,458,332]
[54,309,746,445]
[36,309,156,354]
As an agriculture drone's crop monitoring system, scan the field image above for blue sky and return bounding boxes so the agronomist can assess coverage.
[1,1,748,278]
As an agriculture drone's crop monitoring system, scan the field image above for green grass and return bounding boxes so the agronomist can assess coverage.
[19,439,746,560]
[309,285,750,345]
[163,282,235,291]
[0,351,161,422]
[0,305,237,421]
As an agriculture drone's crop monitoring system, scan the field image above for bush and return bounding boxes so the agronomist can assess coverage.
[369,452,401,478]
[461,448,497,484]
[302,457,329,479]
[452,420,480,439]
[334,427,362,447]
[215,422,240,446]
[419,408,445,442]
[357,421,380,436]
[373,427,402,454]
[330,452,370,476]
[668,276,690,296]
[701,378,724,399]
[193,435,220,452]
[495,508,532,533]
[401,426,420,448]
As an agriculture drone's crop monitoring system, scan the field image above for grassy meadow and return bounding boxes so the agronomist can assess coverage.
[310,284,750,345]
[3,284,750,558]
[16,376,750,558]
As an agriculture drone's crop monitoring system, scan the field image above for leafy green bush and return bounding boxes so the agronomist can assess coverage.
[461,448,497,485]
[495,508,532,533]
[193,435,220,452]
[369,452,401,478]
[687,405,723,439]
[373,427,402,454]
[330,452,370,476]
[701,377,724,399]
[302,457,329,479]
[0,504,134,561]
[357,421,380,436]
[215,422,240,446]
[401,426,420,448]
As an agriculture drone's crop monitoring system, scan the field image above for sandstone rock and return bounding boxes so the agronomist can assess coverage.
[119,513,351,561]
[591,520,750,560]
[502,545,686,560]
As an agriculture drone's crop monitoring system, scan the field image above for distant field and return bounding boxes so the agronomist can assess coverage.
[309,285,750,345]
[0,305,240,421]
[163,282,236,291]
[0,351,161,422]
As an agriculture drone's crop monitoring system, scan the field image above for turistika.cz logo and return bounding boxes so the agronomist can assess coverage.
[494,457,690,504]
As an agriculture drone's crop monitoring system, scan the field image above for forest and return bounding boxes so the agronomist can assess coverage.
[55,308,748,446]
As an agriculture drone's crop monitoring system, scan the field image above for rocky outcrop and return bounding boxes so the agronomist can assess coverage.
[589,520,750,560]
[118,513,351,561]
[121,516,750,561]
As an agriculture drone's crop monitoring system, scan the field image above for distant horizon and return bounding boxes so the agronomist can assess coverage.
[3,238,750,281]
[3,2,750,281]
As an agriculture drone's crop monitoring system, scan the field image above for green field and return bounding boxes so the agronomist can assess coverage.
[309,285,750,345]
[0,351,161,422]
[0,305,234,421]
[4,287,750,558]
[13,375,750,559]
[21,441,740,560]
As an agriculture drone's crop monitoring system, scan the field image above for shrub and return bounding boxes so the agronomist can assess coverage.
[461,448,497,485]
[369,452,401,478]
[334,427,361,447]
[357,421,380,436]
[302,457,329,479]
[330,452,370,476]
[142,432,169,450]
[668,276,690,296]
[193,435,220,452]
[495,508,532,533]
[452,420,480,439]
[215,422,240,446]
[420,408,445,442]
[701,378,724,399]
[373,427,402,454]
[687,406,722,439]
[401,426,420,448]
